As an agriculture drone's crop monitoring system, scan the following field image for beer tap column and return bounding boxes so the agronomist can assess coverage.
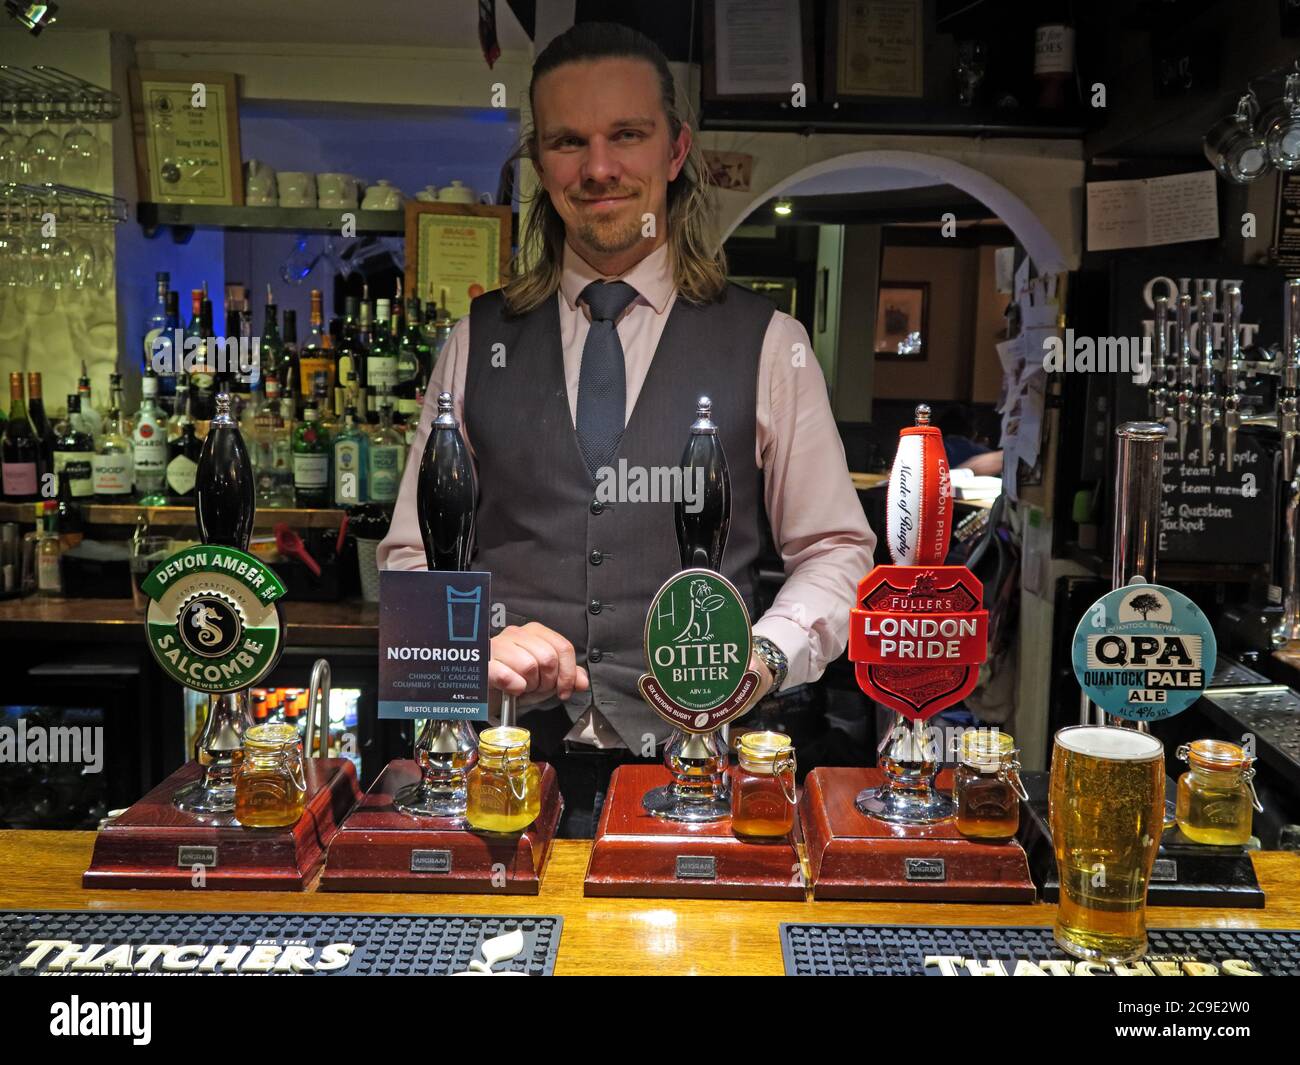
[1196,289,1220,464]
[1280,280,1300,482]
[1222,285,1244,473]
[1149,295,1170,427]
[394,392,480,818]
[1174,295,1196,460]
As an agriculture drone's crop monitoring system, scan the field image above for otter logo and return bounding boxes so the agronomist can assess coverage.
[178,595,242,659]
[672,578,727,643]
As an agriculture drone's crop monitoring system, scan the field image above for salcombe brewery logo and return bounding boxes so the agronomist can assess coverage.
[639,568,758,732]
[1071,581,1216,722]
[19,938,356,975]
[141,545,286,693]
[924,953,1262,976]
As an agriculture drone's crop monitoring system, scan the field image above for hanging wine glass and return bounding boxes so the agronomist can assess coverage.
[64,195,97,289]
[0,186,29,287]
[60,93,101,187]
[22,93,61,184]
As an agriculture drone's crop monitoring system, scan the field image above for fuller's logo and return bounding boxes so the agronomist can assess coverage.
[639,567,759,732]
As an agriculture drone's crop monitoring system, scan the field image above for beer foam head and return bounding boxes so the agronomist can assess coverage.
[1056,725,1163,760]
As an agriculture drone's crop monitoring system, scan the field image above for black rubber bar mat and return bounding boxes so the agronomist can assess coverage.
[0,911,561,975]
[781,923,1300,976]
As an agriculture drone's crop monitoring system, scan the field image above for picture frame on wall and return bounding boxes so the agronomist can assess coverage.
[823,0,924,101]
[874,282,928,360]
[128,69,243,205]
[403,202,513,321]
[702,0,817,103]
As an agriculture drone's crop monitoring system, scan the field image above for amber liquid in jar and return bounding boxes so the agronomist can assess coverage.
[1175,740,1256,846]
[731,730,796,840]
[954,767,1019,840]
[466,726,542,833]
[234,723,306,828]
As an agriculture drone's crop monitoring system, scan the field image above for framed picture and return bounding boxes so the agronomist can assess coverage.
[702,0,817,103]
[129,69,243,205]
[874,282,928,359]
[404,202,513,321]
[823,0,924,101]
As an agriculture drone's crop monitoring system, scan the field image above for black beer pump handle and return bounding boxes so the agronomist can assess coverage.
[417,391,477,573]
[676,396,731,572]
[196,391,255,551]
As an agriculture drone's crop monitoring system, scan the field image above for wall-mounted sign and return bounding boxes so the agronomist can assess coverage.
[128,69,243,206]
[404,202,511,321]
[1071,581,1216,722]
[378,570,491,721]
[826,0,923,100]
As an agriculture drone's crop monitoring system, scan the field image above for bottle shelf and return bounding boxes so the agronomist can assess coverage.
[0,502,346,528]
[137,202,406,237]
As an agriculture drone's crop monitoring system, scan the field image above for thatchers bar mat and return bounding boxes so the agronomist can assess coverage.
[780,923,1300,976]
[0,911,561,975]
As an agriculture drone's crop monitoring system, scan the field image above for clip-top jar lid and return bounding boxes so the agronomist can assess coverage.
[244,722,300,749]
[479,725,531,757]
[960,728,1015,768]
[1184,738,1251,771]
[736,730,793,766]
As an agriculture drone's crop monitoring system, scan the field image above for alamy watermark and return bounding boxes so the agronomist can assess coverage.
[150,331,260,378]
[1043,330,1151,384]
[0,720,103,773]
[594,461,704,513]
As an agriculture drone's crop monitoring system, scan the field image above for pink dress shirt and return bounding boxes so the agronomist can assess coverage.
[379,242,877,743]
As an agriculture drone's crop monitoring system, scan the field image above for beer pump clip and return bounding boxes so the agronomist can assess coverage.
[848,405,989,823]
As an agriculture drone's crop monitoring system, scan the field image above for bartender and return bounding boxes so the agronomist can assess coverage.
[380,21,875,835]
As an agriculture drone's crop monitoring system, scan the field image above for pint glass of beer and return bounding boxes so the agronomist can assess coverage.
[1049,725,1164,964]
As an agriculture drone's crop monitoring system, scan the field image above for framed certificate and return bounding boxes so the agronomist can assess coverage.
[825,0,924,100]
[129,69,243,205]
[703,0,816,102]
[404,202,512,320]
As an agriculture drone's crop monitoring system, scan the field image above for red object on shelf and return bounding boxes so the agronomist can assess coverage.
[799,767,1035,902]
[319,759,561,894]
[584,764,806,901]
[82,758,362,891]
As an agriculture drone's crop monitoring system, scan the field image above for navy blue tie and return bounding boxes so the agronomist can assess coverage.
[576,280,639,480]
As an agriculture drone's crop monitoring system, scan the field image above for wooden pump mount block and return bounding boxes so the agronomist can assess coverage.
[584,764,806,900]
[83,758,362,891]
[799,767,1036,902]
[318,759,561,894]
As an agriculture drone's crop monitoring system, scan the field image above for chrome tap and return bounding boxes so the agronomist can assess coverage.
[1174,293,1196,460]
[1149,294,1170,424]
[1281,475,1300,646]
[1196,288,1220,465]
[1281,279,1300,482]
[1222,284,1244,473]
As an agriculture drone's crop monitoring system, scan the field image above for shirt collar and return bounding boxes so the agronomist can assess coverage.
[560,240,674,317]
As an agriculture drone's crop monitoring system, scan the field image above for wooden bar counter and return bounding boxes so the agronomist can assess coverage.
[1,832,1297,975]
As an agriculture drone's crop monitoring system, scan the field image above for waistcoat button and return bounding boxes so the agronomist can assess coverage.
[588,599,602,615]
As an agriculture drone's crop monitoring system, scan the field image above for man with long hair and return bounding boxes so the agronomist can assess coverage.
[381,22,874,835]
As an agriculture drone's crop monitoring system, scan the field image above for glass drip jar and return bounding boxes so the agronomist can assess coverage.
[233,723,307,828]
[466,726,541,833]
[954,729,1026,841]
[1175,739,1262,846]
[730,731,797,840]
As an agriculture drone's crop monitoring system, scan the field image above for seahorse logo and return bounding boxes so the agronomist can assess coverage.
[177,594,242,659]
[189,603,224,646]
[673,578,727,643]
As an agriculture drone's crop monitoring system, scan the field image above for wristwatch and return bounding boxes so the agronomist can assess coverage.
[752,635,788,695]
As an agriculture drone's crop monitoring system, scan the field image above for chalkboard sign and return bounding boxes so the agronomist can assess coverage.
[1274,172,1300,269]
[1109,258,1282,566]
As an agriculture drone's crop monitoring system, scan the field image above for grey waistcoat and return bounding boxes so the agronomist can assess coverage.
[464,282,775,747]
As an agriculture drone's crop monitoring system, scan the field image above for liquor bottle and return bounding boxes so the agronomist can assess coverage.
[367,390,406,505]
[166,373,192,441]
[1034,5,1076,110]
[142,272,170,377]
[417,391,476,571]
[333,403,369,507]
[253,374,294,508]
[297,290,335,414]
[273,393,296,505]
[2,372,40,503]
[91,394,133,503]
[36,501,62,596]
[335,296,367,422]
[220,305,246,401]
[196,392,255,551]
[25,371,54,482]
[316,371,341,437]
[429,299,454,362]
[54,468,84,549]
[190,288,217,421]
[676,397,730,571]
[397,295,431,422]
[292,397,331,507]
[166,391,203,503]
[365,298,399,422]
[280,308,299,401]
[132,371,168,505]
[76,363,103,440]
[109,372,134,437]
[157,289,181,410]
[52,394,94,501]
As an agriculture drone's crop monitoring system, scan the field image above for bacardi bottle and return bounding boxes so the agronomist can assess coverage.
[132,371,168,505]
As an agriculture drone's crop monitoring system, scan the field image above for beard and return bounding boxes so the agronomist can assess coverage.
[574,211,644,255]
